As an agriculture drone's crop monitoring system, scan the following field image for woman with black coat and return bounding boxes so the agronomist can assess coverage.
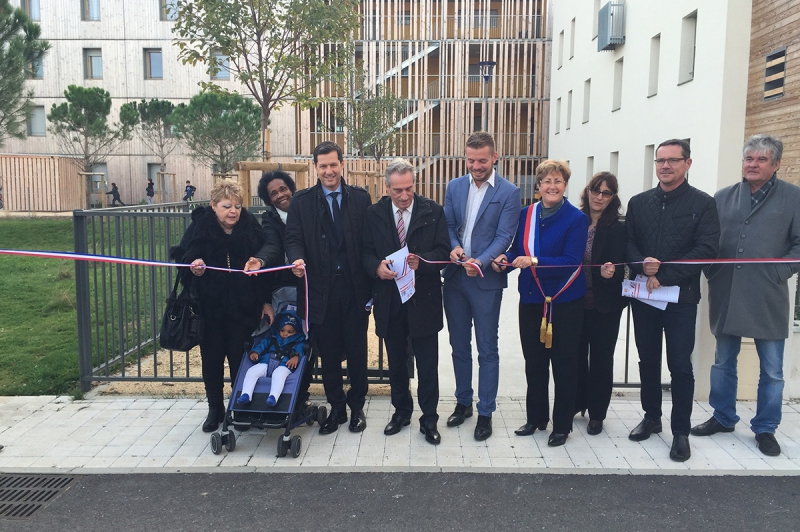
[171,179,272,432]
[575,172,628,436]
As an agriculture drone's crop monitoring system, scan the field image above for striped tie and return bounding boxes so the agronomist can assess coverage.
[397,208,406,246]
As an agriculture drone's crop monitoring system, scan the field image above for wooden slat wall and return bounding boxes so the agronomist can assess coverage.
[0,155,82,212]
[745,0,800,184]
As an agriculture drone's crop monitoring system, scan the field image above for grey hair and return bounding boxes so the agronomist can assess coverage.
[384,158,415,186]
[743,134,783,164]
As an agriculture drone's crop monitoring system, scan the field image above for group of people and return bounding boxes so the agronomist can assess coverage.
[171,132,800,462]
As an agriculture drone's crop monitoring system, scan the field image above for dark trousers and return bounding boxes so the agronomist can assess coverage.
[313,273,369,413]
[519,297,584,434]
[199,318,252,405]
[384,308,440,424]
[631,299,697,436]
[575,307,625,421]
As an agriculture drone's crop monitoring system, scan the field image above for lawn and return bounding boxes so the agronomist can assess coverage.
[0,218,82,396]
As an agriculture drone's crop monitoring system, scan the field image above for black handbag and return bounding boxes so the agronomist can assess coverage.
[159,274,204,351]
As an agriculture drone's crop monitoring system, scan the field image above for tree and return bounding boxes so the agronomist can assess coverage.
[333,67,404,165]
[0,0,49,147]
[124,99,179,173]
[172,0,360,157]
[47,85,138,208]
[170,91,261,174]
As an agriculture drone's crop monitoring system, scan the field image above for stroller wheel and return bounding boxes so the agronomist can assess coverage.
[305,405,316,426]
[210,432,222,455]
[317,405,327,426]
[276,435,288,457]
[225,431,236,452]
[290,435,302,458]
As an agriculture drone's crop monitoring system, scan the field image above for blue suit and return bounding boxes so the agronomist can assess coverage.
[443,172,520,416]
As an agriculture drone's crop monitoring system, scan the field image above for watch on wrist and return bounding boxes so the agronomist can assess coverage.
[530,256,538,266]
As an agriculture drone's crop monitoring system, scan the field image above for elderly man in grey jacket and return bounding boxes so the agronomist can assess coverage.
[691,134,800,457]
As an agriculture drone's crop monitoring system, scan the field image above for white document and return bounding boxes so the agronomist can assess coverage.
[621,274,679,310]
[386,246,415,304]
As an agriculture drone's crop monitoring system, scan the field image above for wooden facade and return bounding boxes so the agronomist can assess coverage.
[745,0,800,184]
[0,155,82,212]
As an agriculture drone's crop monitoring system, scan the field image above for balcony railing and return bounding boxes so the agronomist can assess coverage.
[359,14,544,41]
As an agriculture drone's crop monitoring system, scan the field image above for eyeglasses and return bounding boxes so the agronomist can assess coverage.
[539,179,566,187]
[654,158,686,167]
[589,187,614,198]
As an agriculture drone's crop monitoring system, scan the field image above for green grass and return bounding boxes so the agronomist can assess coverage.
[0,218,82,396]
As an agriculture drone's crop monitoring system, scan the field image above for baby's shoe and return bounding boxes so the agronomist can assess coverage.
[267,395,277,407]
[236,393,251,405]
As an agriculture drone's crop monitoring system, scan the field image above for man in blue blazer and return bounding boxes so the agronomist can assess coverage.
[443,132,521,441]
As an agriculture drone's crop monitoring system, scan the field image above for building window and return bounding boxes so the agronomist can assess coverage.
[678,11,697,85]
[474,10,498,29]
[592,0,600,39]
[558,30,564,68]
[609,151,619,177]
[583,78,591,123]
[211,50,230,80]
[648,34,660,97]
[569,18,576,59]
[764,48,786,100]
[83,48,102,79]
[27,106,46,137]
[612,58,623,111]
[566,90,572,130]
[401,11,411,26]
[586,156,594,184]
[21,0,40,21]
[144,49,163,79]
[81,0,100,21]
[160,0,178,21]
[643,144,655,190]
[27,58,43,79]
[555,97,561,134]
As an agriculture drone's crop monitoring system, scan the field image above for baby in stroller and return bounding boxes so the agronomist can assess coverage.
[237,311,305,407]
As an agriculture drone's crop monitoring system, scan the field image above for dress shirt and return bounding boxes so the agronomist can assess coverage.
[393,199,414,246]
[460,170,496,259]
[324,184,343,219]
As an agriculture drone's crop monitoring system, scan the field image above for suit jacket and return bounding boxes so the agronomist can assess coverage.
[442,172,521,291]
[588,220,628,314]
[284,179,372,324]
[260,206,297,291]
[363,194,450,338]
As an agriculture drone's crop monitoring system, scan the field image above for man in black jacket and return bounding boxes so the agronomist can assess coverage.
[284,142,372,435]
[363,158,450,444]
[625,138,719,462]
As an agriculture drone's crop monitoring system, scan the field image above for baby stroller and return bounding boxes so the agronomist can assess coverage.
[210,286,327,458]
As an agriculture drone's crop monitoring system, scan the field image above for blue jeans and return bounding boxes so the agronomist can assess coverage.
[709,333,785,434]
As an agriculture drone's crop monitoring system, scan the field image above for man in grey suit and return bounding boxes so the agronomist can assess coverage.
[442,131,521,441]
[691,134,800,457]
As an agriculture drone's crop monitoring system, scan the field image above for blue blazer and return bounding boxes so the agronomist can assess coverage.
[443,172,521,291]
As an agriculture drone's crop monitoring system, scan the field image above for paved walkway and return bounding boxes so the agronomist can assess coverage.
[0,394,798,474]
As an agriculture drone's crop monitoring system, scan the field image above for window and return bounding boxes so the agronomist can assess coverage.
[648,34,660,97]
[27,58,43,79]
[592,0,600,39]
[558,30,564,68]
[566,90,572,130]
[569,18,576,59]
[555,97,561,134]
[144,49,163,79]
[83,48,102,79]
[401,11,411,26]
[586,156,594,184]
[474,10,498,29]
[81,0,100,21]
[21,0,40,21]
[583,79,591,123]
[160,0,178,21]
[211,50,230,80]
[612,58,623,111]
[27,106,46,137]
[764,48,786,99]
[609,151,619,177]
[643,144,654,190]
[678,11,697,84]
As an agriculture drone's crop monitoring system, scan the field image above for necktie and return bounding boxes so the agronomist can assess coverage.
[330,191,343,241]
[397,208,406,247]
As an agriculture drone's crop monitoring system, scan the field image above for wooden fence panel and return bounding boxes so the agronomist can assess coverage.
[0,155,83,212]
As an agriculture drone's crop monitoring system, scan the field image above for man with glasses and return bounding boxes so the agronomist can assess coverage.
[625,138,719,461]
[691,134,800,457]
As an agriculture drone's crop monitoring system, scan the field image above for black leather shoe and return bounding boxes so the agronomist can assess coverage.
[587,420,603,436]
[349,409,367,433]
[202,403,225,433]
[690,416,735,436]
[474,415,492,441]
[755,433,781,456]
[384,413,411,435]
[628,418,662,441]
[319,409,347,435]
[547,432,568,447]
[446,404,473,427]
[514,422,548,436]
[420,421,441,445]
[670,434,691,462]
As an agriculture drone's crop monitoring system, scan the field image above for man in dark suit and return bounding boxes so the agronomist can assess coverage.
[442,132,521,441]
[284,141,372,435]
[363,158,450,445]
